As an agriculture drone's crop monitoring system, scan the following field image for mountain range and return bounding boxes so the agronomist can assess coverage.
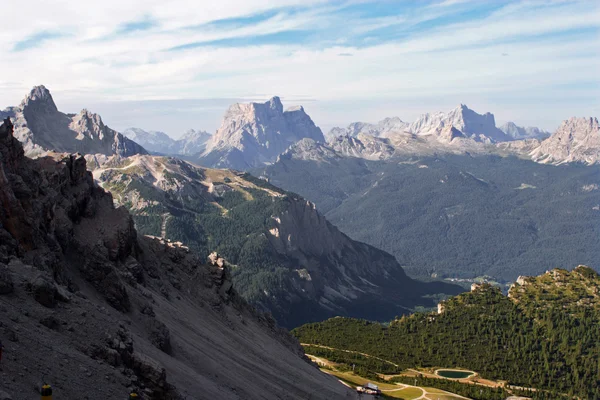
[3,86,462,328]
[123,127,211,156]
[258,142,600,281]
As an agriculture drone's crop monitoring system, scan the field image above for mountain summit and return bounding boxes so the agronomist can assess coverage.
[531,117,600,165]
[4,85,147,158]
[409,104,510,143]
[199,96,324,169]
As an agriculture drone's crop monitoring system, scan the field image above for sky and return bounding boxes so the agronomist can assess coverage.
[1,0,599,137]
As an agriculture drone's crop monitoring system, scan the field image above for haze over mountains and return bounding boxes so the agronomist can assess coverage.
[4,87,599,281]
[123,127,211,156]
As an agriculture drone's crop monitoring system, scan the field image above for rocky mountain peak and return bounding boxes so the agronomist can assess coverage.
[199,96,324,170]
[268,96,283,113]
[499,121,550,140]
[531,116,599,165]
[20,85,57,113]
[410,104,508,143]
[8,86,147,158]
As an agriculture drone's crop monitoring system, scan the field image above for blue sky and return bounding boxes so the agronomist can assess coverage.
[1,0,599,136]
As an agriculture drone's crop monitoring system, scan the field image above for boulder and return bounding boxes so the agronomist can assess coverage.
[30,275,58,307]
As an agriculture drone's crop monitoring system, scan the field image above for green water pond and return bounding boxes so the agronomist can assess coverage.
[436,369,475,379]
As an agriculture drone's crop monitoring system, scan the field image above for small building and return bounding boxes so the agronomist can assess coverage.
[356,382,381,395]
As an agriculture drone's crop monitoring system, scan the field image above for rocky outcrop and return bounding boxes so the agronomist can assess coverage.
[199,97,324,169]
[5,86,147,158]
[0,117,353,399]
[530,117,600,165]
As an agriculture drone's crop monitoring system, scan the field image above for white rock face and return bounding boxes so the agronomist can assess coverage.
[327,117,409,140]
[123,127,211,155]
[530,117,600,165]
[499,122,551,140]
[409,104,510,143]
[6,86,146,158]
[200,97,324,169]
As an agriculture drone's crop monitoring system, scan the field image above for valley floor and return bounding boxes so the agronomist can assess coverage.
[304,344,539,400]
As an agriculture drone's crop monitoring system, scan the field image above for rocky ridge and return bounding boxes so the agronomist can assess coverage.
[0,116,353,399]
[3,86,147,158]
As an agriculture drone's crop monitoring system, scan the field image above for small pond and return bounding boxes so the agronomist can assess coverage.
[435,369,475,379]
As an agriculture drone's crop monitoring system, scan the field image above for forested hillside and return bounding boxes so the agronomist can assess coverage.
[293,266,600,399]
[260,153,600,281]
[90,155,461,327]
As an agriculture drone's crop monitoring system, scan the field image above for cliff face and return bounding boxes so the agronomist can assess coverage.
[6,86,147,158]
[0,117,353,399]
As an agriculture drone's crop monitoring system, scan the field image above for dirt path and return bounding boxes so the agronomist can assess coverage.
[301,343,400,368]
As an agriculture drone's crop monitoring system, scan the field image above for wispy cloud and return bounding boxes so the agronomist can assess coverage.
[12,30,67,52]
[117,16,158,34]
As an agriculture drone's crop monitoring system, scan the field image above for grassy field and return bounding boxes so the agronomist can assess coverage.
[322,369,468,400]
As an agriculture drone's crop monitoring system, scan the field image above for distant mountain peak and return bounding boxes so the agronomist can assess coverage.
[199,96,324,169]
[21,85,58,113]
[327,117,409,140]
[123,127,211,156]
[11,85,146,157]
[530,116,600,165]
[499,121,550,140]
[410,104,508,143]
[268,96,283,112]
